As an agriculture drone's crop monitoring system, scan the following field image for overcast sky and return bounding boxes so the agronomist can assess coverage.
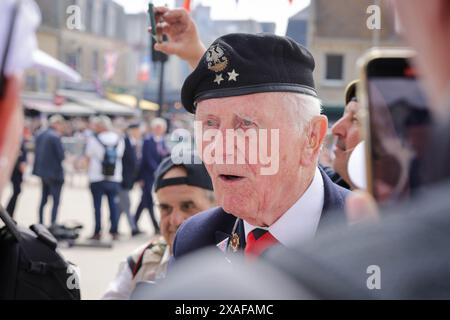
[112,0,310,35]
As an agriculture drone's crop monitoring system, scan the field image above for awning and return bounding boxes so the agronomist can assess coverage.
[58,90,137,117]
[106,92,159,112]
[22,94,96,116]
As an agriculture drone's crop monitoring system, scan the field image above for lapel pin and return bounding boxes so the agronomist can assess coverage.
[230,233,240,252]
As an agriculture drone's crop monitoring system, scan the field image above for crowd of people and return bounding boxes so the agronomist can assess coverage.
[23,115,170,240]
[1,0,450,301]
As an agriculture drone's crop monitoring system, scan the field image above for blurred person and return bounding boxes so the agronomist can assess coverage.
[151,8,350,262]
[5,138,27,217]
[103,154,214,299]
[85,115,125,241]
[0,0,83,300]
[0,0,79,202]
[33,115,66,226]
[119,122,141,236]
[134,117,169,235]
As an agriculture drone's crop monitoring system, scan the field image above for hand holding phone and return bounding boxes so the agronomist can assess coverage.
[148,3,161,44]
[359,49,432,205]
[147,6,206,68]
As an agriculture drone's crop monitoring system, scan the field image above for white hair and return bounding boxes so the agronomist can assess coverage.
[48,115,65,126]
[151,117,167,130]
[97,115,112,130]
[283,93,322,132]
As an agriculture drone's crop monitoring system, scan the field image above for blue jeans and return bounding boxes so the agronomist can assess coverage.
[38,177,63,225]
[90,181,120,234]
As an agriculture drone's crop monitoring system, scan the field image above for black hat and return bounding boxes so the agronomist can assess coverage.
[154,154,213,192]
[127,122,140,130]
[181,33,317,113]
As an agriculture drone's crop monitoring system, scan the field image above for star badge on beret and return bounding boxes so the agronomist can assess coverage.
[227,69,239,81]
[214,74,224,85]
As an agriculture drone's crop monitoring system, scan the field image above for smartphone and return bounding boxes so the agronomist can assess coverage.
[359,48,432,205]
[147,3,159,43]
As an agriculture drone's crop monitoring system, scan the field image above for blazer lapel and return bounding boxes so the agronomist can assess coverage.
[214,217,246,252]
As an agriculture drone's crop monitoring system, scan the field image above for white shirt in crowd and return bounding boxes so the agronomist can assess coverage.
[244,167,325,247]
[85,131,125,183]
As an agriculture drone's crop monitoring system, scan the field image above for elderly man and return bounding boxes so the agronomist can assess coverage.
[153,8,350,261]
[324,80,362,189]
[103,154,215,299]
[134,118,169,235]
[139,0,450,300]
[33,114,66,226]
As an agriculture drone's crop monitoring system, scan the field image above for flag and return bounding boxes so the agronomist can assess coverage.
[138,58,150,82]
[183,0,191,12]
[103,51,118,81]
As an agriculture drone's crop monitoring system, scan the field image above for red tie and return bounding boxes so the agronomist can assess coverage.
[244,228,279,258]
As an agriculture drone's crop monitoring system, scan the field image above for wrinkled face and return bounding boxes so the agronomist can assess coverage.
[195,92,325,226]
[0,76,23,196]
[156,167,214,250]
[331,100,363,184]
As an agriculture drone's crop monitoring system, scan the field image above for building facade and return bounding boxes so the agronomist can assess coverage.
[306,0,403,110]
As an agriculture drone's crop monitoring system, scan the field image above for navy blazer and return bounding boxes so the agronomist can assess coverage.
[121,135,139,190]
[138,135,168,186]
[32,128,65,182]
[172,168,350,262]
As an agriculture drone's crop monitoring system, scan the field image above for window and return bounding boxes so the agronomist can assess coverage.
[325,54,344,81]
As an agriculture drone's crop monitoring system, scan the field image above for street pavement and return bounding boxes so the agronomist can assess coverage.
[1,174,157,300]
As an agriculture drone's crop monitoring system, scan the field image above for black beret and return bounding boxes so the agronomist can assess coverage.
[181,33,317,113]
[154,154,213,192]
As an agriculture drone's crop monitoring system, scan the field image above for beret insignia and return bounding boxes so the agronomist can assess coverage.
[206,44,228,73]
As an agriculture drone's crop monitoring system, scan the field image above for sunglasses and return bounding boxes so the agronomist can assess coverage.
[0,0,21,98]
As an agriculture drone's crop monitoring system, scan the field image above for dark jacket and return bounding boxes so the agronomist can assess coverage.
[121,135,139,190]
[320,164,351,190]
[11,141,27,183]
[138,135,169,186]
[32,128,65,182]
[172,168,350,262]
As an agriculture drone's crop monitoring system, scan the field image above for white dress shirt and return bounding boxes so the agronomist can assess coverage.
[244,167,324,248]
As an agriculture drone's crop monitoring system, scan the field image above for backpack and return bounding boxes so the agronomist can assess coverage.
[0,206,81,300]
[95,134,119,177]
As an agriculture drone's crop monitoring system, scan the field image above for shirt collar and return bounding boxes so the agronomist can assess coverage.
[243,167,324,248]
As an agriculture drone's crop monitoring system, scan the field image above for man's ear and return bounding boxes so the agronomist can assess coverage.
[300,115,328,166]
